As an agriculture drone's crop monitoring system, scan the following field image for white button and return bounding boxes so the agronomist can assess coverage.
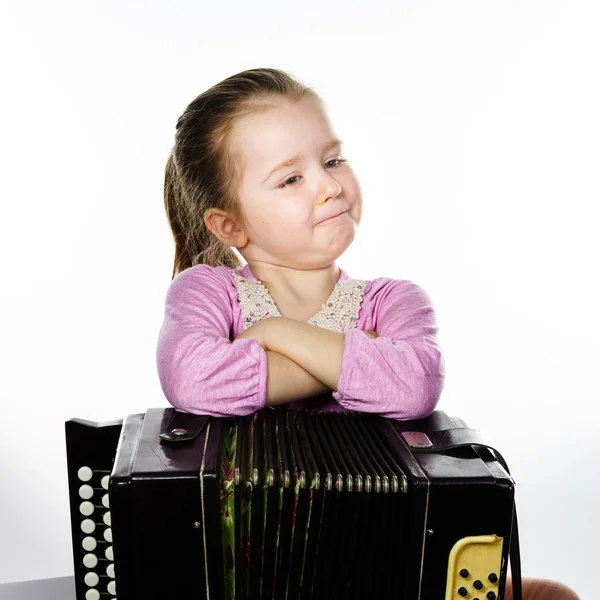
[79,485,94,500]
[83,553,98,569]
[84,572,99,587]
[81,519,95,534]
[103,511,111,526]
[101,475,110,490]
[103,528,112,543]
[107,580,116,595]
[82,536,97,552]
[106,563,115,578]
[79,501,94,516]
[105,545,114,561]
[102,494,110,508]
[85,590,100,600]
[78,466,93,482]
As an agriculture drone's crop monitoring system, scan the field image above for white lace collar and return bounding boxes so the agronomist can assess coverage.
[232,266,367,333]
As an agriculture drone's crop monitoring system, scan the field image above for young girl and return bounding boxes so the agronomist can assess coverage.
[157,67,445,421]
[156,68,580,600]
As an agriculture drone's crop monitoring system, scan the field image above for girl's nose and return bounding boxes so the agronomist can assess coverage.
[318,174,342,202]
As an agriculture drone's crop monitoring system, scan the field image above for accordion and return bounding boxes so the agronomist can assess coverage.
[65,406,521,600]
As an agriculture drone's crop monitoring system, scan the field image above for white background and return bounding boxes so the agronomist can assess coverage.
[1,0,598,596]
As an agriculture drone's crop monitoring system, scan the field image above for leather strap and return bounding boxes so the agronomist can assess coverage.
[159,411,210,442]
[401,427,522,600]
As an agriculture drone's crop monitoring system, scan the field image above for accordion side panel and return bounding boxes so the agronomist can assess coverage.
[390,413,516,600]
[421,452,514,599]
[109,413,144,600]
[65,417,123,600]
[111,408,211,600]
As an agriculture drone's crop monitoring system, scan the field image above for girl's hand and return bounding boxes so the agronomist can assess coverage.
[363,330,378,340]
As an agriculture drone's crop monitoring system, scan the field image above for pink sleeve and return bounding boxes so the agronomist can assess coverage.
[332,279,445,421]
[155,265,267,417]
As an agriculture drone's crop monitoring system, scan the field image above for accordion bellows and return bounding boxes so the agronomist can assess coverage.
[65,407,516,600]
[221,409,409,600]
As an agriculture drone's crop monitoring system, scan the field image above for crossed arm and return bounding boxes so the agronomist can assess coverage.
[234,317,377,406]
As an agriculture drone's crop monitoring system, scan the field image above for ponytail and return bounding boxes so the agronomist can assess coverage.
[163,153,242,280]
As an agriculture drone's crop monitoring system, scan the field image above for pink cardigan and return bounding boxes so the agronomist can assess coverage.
[156,263,445,420]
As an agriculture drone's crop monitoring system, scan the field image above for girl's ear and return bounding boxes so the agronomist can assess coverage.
[204,208,248,248]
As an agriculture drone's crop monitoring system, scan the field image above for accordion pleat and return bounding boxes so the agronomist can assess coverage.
[218,408,408,600]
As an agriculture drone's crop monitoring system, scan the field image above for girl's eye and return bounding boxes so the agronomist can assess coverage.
[278,158,347,188]
[280,175,301,188]
[325,158,346,169]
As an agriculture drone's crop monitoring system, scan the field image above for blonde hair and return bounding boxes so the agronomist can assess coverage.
[163,68,324,280]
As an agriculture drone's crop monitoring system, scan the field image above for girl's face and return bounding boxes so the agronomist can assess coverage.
[232,96,362,270]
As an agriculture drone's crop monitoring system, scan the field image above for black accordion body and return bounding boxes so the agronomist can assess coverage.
[65,407,518,600]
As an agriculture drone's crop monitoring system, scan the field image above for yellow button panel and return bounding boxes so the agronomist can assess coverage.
[445,535,504,600]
